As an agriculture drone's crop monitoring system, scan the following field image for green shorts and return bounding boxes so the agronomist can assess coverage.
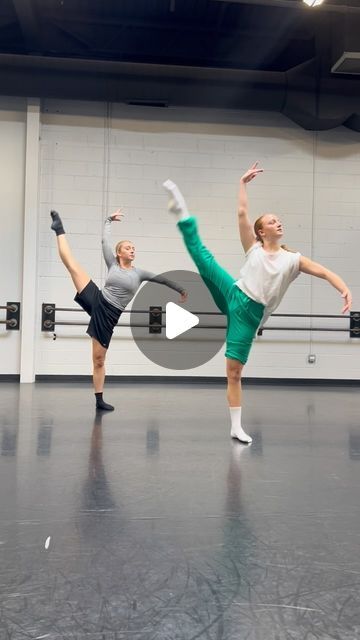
[178,216,265,364]
[224,285,265,363]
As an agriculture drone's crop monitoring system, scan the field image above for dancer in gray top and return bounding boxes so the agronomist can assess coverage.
[100,217,184,310]
[51,208,187,411]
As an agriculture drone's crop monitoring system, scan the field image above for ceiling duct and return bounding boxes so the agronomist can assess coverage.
[331,13,360,74]
[282,59,360,131]
[332,52,360,75]
[0,54,359,131]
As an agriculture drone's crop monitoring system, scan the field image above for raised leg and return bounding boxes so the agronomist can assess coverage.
[177,217,235,315]
[51,210,90,294]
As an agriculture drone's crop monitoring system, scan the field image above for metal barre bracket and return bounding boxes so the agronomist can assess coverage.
[0,302,21,330]
[42,303,55,331]
[350,312,360,338]
[149,306,162,334]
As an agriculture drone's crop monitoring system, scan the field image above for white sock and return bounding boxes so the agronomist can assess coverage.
[163,179,190,221]
[229,407,252,443]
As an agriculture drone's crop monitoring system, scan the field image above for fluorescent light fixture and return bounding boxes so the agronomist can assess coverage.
[303,0,324,6]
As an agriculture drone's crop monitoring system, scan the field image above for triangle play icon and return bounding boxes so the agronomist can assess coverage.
[165,302,199,340]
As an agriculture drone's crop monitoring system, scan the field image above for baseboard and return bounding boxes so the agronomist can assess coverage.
[35,375,226,384]
[244,377,360,387]
[34,375,360,386]
[0,374,20,382]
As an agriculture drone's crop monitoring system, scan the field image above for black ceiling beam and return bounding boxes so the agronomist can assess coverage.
[41,17,312,59]
[0,55,285,122]
[45,13,308,39]
[0,52,285,77]
[11,0,41,51]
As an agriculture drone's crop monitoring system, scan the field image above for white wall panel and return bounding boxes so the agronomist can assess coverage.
[0,97,26,376]
[35,102,360,379]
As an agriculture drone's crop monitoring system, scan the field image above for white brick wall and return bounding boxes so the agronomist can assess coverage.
[0,97,26,375]
[33,101,360,379]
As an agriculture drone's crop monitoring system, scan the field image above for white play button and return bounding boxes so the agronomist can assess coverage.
[165,302,199,340]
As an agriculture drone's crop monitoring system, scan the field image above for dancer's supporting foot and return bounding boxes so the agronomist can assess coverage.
[95,393,114,412]
[229,407,252,444]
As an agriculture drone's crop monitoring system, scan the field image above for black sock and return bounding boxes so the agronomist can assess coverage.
[50,210,65,236]
[95,392,114,411]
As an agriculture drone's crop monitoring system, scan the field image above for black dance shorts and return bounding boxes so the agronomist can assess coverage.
[74,280,121,349]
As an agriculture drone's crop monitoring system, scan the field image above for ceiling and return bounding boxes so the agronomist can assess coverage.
[0,0,359,130]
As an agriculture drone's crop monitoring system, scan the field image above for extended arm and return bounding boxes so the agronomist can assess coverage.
[140,270,188,303]
[299,256,352,313]
[238,162,263,253]
[101,209,124,269]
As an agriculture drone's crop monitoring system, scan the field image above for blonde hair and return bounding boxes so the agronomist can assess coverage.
[254,215,296,253]
[254,215,265,244]
[115,240,133,263]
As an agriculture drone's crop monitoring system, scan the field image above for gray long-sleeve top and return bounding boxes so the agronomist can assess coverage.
[101,218,184,310]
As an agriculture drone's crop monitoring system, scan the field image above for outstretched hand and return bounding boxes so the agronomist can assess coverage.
[179,291,188,303]
[240,161,263,184]
[341,289,352,314]
[110,208,124,222]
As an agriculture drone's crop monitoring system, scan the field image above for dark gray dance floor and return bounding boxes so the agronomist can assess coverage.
[1,381,360,640]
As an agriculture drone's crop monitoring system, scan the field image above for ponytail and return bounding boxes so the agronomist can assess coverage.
[254,216,264,244]
[280,244,297,253]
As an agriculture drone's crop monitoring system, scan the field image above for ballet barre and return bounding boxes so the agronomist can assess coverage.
[41,304,360,338]
[0,302,21,330]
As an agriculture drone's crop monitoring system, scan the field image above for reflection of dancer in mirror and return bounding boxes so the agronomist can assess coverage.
[164,163,352,443]
[81,411,117,513]
[51,209,187,411]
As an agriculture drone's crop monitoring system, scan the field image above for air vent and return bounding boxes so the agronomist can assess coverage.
[126,100,168,108]
[332,52,360,75]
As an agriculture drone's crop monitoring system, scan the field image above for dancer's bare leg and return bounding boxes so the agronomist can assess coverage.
[226,358,243,407]
[226,358,252,443]
[92,339,107,393]
[51,210,90,293]
[92,339,114,411]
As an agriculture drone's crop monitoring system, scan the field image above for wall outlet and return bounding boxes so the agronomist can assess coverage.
[308,354,316,364]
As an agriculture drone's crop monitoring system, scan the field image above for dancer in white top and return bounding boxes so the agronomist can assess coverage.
[163,162,352,443]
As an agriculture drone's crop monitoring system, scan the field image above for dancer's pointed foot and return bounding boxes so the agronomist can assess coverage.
[50,210,65,236]
[163,180,190,220]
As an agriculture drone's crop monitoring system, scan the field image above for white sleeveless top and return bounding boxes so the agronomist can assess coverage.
[235,242,301,324]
